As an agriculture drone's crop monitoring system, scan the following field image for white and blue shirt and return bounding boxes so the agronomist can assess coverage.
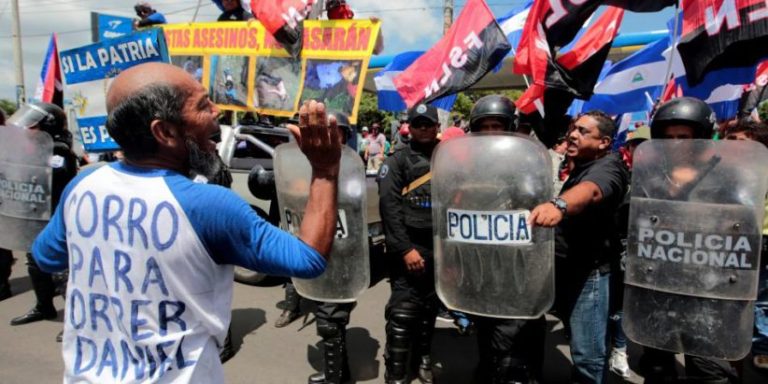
[32,162,326,383]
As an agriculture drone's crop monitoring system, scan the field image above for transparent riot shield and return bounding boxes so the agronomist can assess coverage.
[624,139,768,360]
[274,143,369,303]
[432,133,555,319]
[0,125,54,251]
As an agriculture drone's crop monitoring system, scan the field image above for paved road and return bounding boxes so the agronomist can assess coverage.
[0,252,766,383]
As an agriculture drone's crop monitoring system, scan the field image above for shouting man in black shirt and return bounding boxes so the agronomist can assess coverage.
[530,110,629,384]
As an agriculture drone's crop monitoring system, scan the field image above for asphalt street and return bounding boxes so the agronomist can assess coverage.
[0,252,767,383]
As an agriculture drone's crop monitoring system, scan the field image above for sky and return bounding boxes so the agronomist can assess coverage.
[0,0,674,103]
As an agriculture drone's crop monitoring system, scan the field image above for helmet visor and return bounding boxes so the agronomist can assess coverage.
[6,104,52,130]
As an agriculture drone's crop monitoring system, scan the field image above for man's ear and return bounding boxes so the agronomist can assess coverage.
[599,136,612,150]
[150,120,184,149]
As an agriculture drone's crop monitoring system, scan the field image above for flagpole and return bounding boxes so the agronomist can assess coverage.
[659,0,681,102]
[11,0,25,107]
[192,0,203,22]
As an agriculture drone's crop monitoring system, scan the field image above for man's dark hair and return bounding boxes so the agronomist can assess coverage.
[106,83,187,160]
[725,118,764,139]
[582,110,616,139]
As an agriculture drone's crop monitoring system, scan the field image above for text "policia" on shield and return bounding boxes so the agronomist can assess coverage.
[447,209,532,245]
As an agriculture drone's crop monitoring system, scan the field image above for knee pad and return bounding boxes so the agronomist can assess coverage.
[317,320,342,339]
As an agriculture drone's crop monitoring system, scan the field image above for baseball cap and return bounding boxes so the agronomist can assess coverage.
[408,103,439,125]
[361,126,369,132]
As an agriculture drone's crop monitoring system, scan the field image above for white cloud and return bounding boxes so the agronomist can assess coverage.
[352,0,442,49]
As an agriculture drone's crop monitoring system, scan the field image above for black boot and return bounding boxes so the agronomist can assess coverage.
[308,336,350,384]
[384,324,411,384]
[11,255,56,326]
[414,315,436,383]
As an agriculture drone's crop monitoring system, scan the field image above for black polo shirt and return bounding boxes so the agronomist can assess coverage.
[555,152,629,271]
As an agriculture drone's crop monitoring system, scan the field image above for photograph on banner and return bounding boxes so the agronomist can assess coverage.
[171,55,204,84]
[299,59,363,120]
[209,55,250,109]
[253,56,302,113]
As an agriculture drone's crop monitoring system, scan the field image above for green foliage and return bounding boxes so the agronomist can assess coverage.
[358,92,395,130]
[0,99,17,119]
[759,100,768,122]
[450,90,524,120]
[356,89,525,128]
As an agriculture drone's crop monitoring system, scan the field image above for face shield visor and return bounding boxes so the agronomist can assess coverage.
[6,103,53,130]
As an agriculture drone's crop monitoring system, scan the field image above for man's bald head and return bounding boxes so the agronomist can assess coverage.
[106,63,199,160]
[107,62,194,112]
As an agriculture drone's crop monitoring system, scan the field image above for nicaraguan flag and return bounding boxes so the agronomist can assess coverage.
[374,51,457,112]
[497,0,533,54]
[582,36,670,115]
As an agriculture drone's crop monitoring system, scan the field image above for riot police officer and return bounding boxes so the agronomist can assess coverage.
[634,97,739,384]
[379,103,440,384]
[7,102,78,328]
[308,111,359,384]
[0,109,11,301]
[467,95,546,383]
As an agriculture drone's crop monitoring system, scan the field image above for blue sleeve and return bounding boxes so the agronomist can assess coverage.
[165,175,326,278]
[32,166,100,273]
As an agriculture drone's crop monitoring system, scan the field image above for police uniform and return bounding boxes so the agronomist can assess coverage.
[465,95,546,384]
[8,102,78,327]
[308,112,363,384]
[636,97,739,384]
[379,104,440,384]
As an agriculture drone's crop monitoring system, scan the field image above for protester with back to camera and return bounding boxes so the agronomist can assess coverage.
[30,62,342,383]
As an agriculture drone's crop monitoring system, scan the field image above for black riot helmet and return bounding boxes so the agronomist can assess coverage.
[327,110,352,141]
[469,95,517,132]
[650,97,716,139]
[7,101,72,145]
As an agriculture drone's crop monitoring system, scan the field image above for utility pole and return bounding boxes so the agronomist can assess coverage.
[11,0,26,107]
[443,0,453,35]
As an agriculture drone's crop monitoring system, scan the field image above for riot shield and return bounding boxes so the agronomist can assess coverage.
[432,133,555,319]
[0,125,54,251]
[624,139,768,360]
[274,143,369,303]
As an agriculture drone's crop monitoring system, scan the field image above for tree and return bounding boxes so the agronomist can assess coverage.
[357,92,395,130]
[0,99,17,119]
[451,90,524,120]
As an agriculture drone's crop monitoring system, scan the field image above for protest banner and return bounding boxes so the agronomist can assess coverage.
[60,29,170,152]
[162,19,380,122]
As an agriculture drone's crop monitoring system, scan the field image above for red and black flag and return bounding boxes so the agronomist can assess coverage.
[514,0,674,74]
[251,0,315,58]
[516,6,624,116]
[679,0,768,86]
[393,0,510,108]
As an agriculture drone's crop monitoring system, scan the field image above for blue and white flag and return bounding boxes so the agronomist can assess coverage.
[60,29,170,152]
[582,36,670,115]
[497,0,533,55]
[90,12,134,42]
[374,51,457,112]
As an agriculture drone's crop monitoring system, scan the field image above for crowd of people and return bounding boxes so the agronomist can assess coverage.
[3,75,768,384]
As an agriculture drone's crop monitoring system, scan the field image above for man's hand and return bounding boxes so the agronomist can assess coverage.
[286,100,342,177]
[403,249,426,274]
[529,202,564,228]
